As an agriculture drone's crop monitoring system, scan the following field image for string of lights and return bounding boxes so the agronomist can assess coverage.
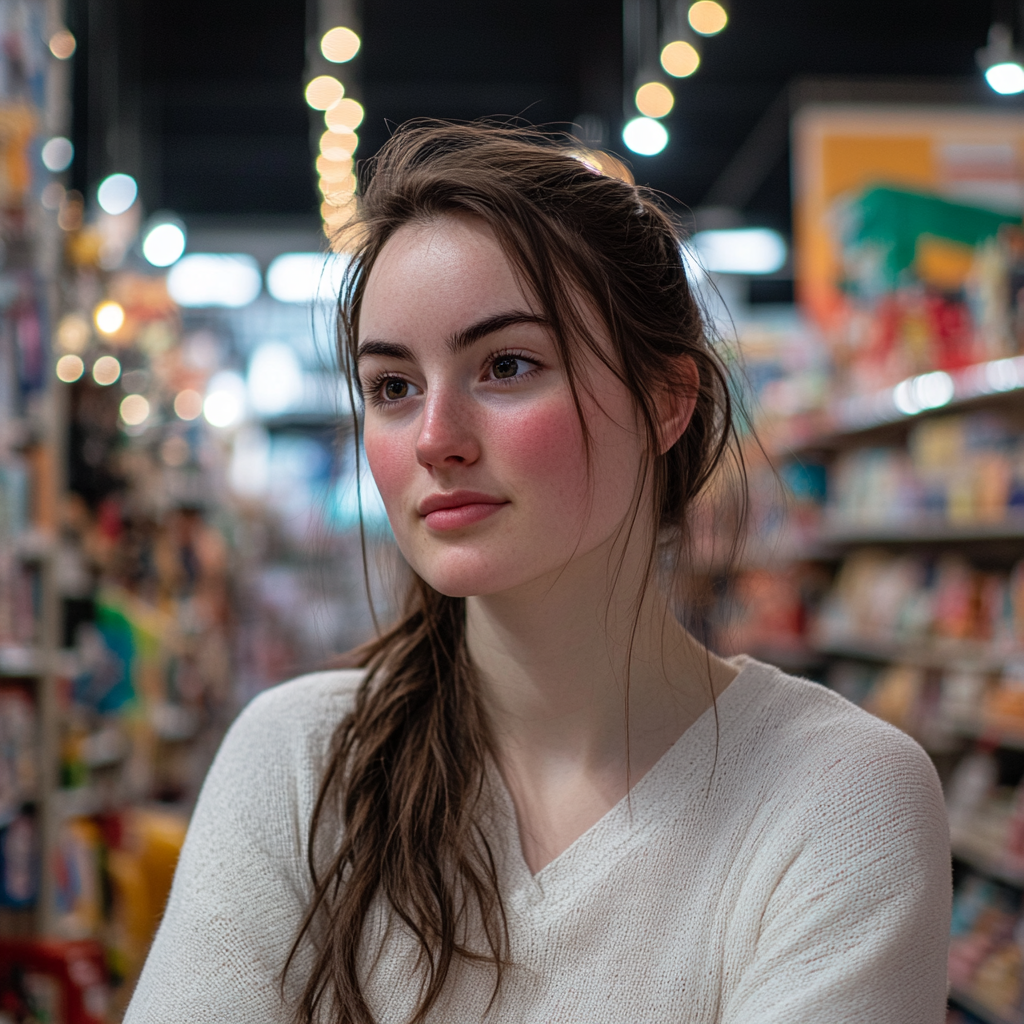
[622,0,728,157]
[305,23,363,249]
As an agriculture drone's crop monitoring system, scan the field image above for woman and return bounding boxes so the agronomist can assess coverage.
[126,122,950,1024]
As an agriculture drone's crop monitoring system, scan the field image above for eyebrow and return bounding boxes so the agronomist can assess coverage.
[356,310,549,363]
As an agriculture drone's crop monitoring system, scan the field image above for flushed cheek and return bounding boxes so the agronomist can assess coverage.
[364,425,418,513]
[485,400,589,510]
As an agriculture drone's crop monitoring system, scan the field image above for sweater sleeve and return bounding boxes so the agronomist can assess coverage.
[720,726,952,1024]
[123,674,348,1024]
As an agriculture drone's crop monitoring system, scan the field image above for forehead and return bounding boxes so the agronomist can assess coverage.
[359,215,534,341]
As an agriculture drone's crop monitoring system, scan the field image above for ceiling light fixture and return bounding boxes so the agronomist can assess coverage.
[635,81,674,118]
[688,228,787,275]
[978,23,1024,95]
[688,1,728,36]
[622,117,669,156]
[321,26,361,63]
[167,254,262,308]
[660,40,700,77]
[305,75,344,110]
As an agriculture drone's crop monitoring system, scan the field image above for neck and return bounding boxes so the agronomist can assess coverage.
[465,537,732,779]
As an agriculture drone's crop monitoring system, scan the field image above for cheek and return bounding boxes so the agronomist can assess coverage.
[363,426,414,506]
[488,400,588,496]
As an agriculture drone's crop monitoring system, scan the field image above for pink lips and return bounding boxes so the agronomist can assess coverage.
[418,491,508,531]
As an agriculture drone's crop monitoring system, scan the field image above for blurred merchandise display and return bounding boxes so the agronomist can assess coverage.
[0,0,388,1015]
[713,102,1024,1024]
[826,412,1024,534]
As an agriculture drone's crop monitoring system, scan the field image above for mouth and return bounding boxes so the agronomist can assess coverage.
[418,491,509,530]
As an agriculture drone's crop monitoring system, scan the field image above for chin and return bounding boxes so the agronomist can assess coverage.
[406,549,532,600]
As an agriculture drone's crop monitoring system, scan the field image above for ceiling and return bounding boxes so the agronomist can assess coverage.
[67,0,1014,244]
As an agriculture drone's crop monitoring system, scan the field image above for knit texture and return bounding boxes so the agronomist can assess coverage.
[125,656,951,1023]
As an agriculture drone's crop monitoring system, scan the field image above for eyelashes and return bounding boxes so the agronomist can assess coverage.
[360,349,542,408]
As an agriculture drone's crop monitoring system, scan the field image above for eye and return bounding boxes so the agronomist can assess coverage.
[491,355,529,380]
[384,379,409,400]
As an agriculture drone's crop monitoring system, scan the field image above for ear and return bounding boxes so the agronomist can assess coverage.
[656,355,699,455]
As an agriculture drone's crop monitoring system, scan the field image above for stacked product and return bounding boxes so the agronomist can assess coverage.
[720,117,1024,1023]
[827,412,1024,535]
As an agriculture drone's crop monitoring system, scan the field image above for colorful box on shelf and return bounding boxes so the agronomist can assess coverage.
[0,938,109,1024]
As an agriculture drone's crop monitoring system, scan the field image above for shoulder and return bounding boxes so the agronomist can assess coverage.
[728,654,936,768]
[202,669,365,821]
[232,668,364,753]
[723,657,946,830]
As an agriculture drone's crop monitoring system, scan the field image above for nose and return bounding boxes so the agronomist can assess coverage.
[415,385,481,468]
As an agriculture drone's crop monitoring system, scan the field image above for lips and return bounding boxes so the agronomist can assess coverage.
[418,491,508,530]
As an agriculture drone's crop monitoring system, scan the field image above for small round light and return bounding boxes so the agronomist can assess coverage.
[622,117,669,156]
[661,40,701,77]
[119,394,150,426]
[41,136,73,172]
[142,222,186,267]
[321,26,361,63]
[203,390,242,428]
[48,29,76,59]
[94,301,125,335]
[174,389,203,421]
[56,313,90,353]
[305,75,344,110]
[688,0,728,35]
[320,174,357,198]
[317,152,357,178]
[325,99,364,131]
[319,131,357,162]
[92,355,121,386]
[635,82,674,118]
[985,61,1024,95]
[315,137,356,166]
[55,354,84,382]
[97,173,137,215]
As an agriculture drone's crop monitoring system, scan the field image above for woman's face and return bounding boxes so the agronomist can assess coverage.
[357,214,650,599]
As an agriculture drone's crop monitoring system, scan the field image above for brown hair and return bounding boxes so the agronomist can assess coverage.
[285,120,742,1023]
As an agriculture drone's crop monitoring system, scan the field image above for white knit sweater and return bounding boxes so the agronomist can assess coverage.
[125,656,951,1023]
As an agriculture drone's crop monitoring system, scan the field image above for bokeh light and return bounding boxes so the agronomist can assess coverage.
[320,132,357,162]
[985,62,1024,95]
[266,252,349,304]
[305,75,344,110]
[688,1,728,35]
[622,117,669,156]
[41,136,73,172]
[167,254,262,307]
[325,99,364,131]
[203,371,246,428]
[92,355,121,386]
[635,82,674,118]
[174,389,203,421]
[321,26,361,63]
[661,40,700,77]
[48,29,76,59]
[143,222,187,267]
[120,394,150,426]
[94,301,125,335]
[56,313,90,353]
[320,174,357,198]
[55,354,84,382]
[97,173,137,215]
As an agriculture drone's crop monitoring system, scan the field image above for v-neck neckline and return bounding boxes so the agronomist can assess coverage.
[487,656,758,913]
